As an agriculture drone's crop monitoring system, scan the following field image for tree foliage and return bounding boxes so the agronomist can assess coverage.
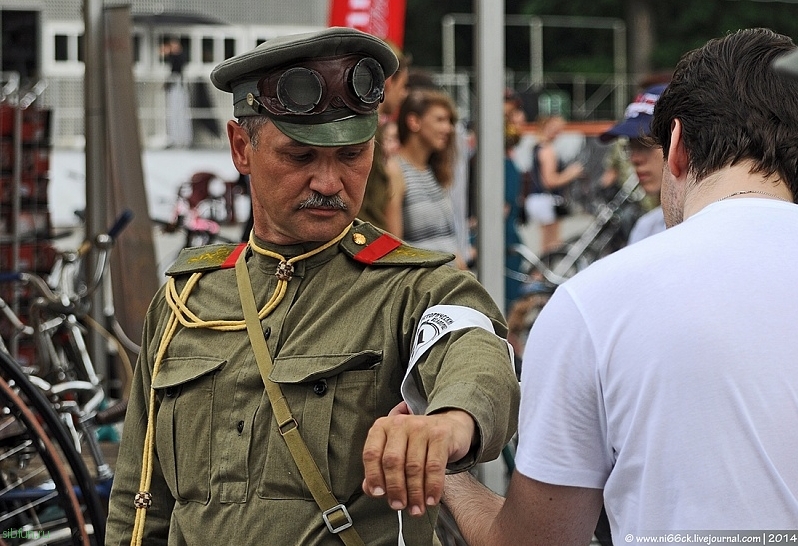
[404,0,798,73]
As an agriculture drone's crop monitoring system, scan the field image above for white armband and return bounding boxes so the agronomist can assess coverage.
[401,304,514,415]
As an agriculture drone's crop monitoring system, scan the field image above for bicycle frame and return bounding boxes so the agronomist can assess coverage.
[511,172,644,285]
[0,211,134,492]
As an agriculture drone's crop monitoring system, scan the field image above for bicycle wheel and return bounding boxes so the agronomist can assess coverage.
[0,351,105,544]
[0,374,89,545]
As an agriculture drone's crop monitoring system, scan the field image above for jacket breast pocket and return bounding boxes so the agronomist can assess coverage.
[256,350,381,502]
[153,356,226,503]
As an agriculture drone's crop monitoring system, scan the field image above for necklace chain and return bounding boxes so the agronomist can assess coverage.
[716,190,791,203]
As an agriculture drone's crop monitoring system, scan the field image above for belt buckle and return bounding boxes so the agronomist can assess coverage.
[322,503,353,534]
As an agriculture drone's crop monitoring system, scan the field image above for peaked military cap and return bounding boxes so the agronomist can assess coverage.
[210,27,399,146]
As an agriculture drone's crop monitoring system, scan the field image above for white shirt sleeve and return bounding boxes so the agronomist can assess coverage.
[514,286,612,489]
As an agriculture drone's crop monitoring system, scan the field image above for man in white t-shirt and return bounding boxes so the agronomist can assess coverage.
[434,28,798,545]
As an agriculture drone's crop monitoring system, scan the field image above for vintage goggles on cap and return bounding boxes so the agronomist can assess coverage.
[245,54,385,120]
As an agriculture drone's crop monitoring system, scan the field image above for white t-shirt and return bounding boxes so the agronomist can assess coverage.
[516,198,798,537]
[628,205,666,245]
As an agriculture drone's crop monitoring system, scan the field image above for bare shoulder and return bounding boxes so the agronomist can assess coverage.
[385,156,405,192]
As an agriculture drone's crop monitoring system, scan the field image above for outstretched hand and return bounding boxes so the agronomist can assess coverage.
[361,402,476,517]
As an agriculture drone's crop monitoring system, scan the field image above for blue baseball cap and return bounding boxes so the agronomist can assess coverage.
[600,83,668,143]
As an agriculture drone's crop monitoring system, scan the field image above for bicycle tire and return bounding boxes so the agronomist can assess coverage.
[0,374,89,545]
[0,351,105,544]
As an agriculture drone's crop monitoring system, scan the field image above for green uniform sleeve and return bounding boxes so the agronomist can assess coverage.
[395,268,520,471]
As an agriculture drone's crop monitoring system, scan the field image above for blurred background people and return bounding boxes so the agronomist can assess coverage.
[388,88,468,269]
[503,89,527,311]
[160,37,193,148]
[523,115,584,252]
[600,83,669,245]
[359,43,409,234]
[379,43,410,125]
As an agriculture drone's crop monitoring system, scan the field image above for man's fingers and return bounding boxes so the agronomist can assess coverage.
[421,426,450,509]
[380,417,410,510]
[361,422,388,498]
[403,426,429,515]
[362,410,477,516]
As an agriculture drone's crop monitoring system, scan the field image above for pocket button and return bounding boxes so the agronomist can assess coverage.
[312,379,328,396]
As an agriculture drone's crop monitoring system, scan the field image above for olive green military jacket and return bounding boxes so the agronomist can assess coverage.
[106,223,519,546]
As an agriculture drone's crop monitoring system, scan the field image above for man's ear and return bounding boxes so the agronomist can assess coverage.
[666,118,689,180]
[228,120,252,175]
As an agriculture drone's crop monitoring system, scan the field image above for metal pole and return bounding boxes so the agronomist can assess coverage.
[529,17,543,91]
[474,0,507,495]
[442,14,456,95]
[613,20,628,119]
[10,75,21,357]
[84,0,108,378]
[475,1,505,312]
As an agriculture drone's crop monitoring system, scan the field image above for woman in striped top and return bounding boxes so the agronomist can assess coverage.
[386,88,468,269]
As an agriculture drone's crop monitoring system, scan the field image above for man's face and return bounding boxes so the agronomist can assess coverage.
[229,120,374,245]
[628,138,665,197]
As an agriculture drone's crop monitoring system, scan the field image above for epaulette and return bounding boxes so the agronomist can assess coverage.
[341,222,454,267]
[165,242,247,276]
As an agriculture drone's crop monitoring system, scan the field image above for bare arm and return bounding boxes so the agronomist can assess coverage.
[383,157,405,237]
[442,470,603,546]
[537,144,583,191]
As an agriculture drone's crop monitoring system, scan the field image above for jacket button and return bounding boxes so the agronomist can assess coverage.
[264,326,271,340]
[237,420,245,434]
[165,386,178,398]
[312,379,327,396]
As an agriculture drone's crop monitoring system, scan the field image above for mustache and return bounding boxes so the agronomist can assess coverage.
[298,192,348,210]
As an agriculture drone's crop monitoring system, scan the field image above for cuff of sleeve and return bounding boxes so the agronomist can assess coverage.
[427,383,498,473]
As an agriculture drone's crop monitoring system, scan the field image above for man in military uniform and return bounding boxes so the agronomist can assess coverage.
[105,27,519,546]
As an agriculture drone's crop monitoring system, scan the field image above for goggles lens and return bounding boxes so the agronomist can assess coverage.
[277,68,324,114]
[349,57,384,105]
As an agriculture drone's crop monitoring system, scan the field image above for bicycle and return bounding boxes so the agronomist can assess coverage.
[0,210,136,544]
[0,350,100,545]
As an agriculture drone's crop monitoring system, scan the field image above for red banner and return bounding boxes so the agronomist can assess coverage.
[328,0,406,49]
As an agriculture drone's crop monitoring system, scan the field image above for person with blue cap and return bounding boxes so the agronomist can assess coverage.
[105,27,519,546]
[600,83,668,244]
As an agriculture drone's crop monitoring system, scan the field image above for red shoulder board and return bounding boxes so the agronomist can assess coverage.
[341,222,454,267]
[353,234,402,264]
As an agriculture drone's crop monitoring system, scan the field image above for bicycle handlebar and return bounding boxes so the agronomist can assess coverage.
[78,209,135,256]
[1,209,135,311]
[0,272,23,283]
[107,209,134,240]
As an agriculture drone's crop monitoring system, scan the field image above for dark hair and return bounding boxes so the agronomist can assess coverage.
[396,88,458,187]
[651,28,798,200]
